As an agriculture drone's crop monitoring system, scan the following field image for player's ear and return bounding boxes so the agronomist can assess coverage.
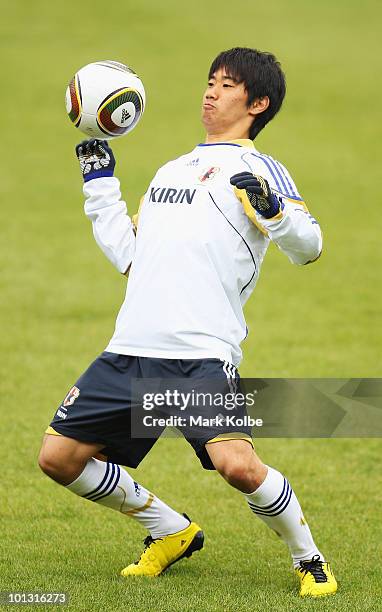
[248,96,270,117]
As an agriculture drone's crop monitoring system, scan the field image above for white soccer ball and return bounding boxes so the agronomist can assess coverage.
[65,60,146,139]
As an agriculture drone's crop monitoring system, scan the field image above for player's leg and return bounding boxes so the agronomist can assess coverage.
[38,432,189,537]
[39,431,203,577]
[40,353,203,577]
[206,439,337,597]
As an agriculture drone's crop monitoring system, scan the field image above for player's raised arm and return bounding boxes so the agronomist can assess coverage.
[76,139,136,274]
[230,171,322,265]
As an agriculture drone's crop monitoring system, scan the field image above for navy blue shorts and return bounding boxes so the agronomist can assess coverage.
[48,352,252,470]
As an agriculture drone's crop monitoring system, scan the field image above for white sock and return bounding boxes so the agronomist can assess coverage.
[67,458,189,539]
[245,466,324,567]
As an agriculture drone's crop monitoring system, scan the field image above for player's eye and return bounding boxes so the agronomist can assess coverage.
[207,81,214,87]
[223,83,234,88]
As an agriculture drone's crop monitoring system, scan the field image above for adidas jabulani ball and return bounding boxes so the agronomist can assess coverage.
[65,60,145,139]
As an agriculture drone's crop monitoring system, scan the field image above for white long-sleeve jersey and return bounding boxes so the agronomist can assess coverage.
[84,139,322,366]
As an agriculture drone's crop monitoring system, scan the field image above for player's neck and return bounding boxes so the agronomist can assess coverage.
[205,129,250,144]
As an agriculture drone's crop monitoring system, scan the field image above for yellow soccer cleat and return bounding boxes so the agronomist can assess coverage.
[121,517,204,577]
[296,554,338,597]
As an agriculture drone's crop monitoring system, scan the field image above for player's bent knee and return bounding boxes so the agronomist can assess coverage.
[38,450,85,485]
[38,438,85,484]
[217,461,249,485]
[38,449,64,481]
[214,457,267,492]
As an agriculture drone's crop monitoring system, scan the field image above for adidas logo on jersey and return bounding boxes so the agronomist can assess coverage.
[149,186,196,205]
[186,157,199,167]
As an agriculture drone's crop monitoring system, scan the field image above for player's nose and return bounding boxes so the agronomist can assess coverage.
[206,85,218,100]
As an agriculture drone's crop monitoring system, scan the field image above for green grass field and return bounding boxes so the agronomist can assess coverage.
[1,0,381,610]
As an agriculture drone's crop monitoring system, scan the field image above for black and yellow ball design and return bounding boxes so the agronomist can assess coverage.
[96,88,144,137]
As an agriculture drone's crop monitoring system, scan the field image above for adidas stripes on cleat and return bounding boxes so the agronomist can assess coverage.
[295,554,338,597]
[120,516,204,577]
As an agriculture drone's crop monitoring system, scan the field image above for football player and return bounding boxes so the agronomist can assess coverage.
[39,47,336,597]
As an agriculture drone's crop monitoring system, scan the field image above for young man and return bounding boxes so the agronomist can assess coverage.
[38,48,337,597]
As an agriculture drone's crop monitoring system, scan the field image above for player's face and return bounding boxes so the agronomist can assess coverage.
[201,68,254,138]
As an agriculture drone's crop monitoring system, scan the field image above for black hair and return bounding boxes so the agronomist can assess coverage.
[208,47,286,140]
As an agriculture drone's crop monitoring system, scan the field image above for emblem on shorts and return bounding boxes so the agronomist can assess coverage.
[62,386,80,407]
[199,166,220,183]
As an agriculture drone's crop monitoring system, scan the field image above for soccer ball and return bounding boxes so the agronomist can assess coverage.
[65,60,145,139]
